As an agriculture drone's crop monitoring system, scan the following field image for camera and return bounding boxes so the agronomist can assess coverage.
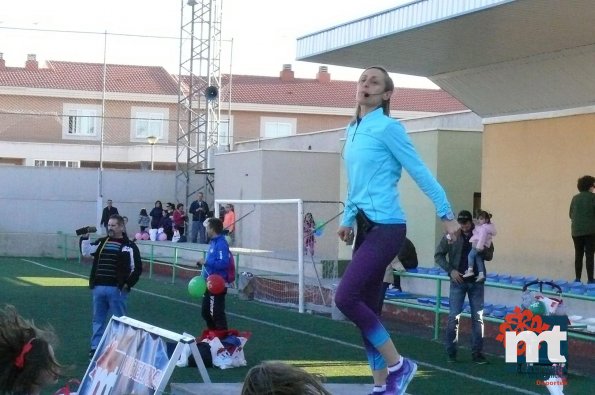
[75,226,97,236]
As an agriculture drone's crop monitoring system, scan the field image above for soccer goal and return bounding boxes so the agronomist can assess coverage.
[214,199,344,314]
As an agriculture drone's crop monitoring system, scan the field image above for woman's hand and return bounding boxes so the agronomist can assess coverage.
[337,226,354,242]
[442,219,461,242]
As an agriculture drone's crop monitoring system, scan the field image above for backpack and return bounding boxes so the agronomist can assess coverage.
[398,238,418,269]
[480,242,494,261]
[188,342,213,368]
[227,252,236,284]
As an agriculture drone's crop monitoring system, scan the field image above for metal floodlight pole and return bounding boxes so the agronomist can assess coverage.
[97,29,108,231]
[176,0,222,209]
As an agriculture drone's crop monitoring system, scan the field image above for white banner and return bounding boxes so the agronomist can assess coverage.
[79,319,170,395]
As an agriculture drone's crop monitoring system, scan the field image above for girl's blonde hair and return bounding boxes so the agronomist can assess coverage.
[241,361,332,395]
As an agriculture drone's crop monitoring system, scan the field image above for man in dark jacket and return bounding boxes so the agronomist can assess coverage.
[189,192,210,244]
[82,214,142,358]
[379,238,418,313]
[435,210,488,365]
[100,199,119,235]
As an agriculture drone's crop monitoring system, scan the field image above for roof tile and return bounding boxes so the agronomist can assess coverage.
[0,60,466,113]
[0,61,179,95]
[190,74,467,113]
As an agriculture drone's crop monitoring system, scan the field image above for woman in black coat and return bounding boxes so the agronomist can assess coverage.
[149,200,164,229]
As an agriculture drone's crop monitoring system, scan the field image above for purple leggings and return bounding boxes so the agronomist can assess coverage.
[335,223,406,370]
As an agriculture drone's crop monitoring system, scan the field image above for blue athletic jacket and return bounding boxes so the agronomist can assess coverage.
[202,234,231,282]
[341,107,453,227]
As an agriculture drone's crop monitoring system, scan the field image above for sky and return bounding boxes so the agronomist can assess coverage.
[0,0,438,88]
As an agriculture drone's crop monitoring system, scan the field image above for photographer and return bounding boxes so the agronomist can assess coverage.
[80,214,142,360]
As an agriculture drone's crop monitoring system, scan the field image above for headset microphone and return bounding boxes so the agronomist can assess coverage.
[364,92,384,97]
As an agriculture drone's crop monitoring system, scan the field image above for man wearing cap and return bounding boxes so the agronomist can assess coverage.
[435,210,488,364]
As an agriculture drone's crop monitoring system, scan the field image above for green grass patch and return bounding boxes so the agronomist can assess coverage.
[1,257,592,394]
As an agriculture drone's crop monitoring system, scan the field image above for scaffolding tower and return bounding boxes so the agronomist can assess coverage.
[176,0,223,206]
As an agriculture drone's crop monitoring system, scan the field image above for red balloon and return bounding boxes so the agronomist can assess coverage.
[207,274,226,295]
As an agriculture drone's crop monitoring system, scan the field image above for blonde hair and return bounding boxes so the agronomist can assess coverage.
[241,361,332,395]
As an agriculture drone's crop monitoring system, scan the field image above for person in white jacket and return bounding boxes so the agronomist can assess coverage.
[81,214,142,359]
[463,210,497,282]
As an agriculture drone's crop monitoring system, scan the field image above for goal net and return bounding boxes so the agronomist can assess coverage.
[214,199,344,313]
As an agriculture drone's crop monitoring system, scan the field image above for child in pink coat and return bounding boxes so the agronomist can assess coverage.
[463,210,497,282]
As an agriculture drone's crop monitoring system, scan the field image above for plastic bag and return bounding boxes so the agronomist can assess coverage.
[521,290,565,316]
[200,329,251,369]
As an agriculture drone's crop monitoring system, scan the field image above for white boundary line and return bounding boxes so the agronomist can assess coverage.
[20,259,541,395]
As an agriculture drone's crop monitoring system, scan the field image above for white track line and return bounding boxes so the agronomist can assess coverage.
[20,259,541,395]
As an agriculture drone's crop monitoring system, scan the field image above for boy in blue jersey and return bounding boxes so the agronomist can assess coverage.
[197,217,231,330]
[335,67,460,395]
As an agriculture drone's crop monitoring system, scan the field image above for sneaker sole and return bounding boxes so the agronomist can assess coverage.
[398,362,418,395]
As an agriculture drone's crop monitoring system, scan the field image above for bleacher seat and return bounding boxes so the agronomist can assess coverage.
[498,274,511,284]
[553,280,570,292]
[570,283,586,295]
[511,275,525,286]
[486,273,498,282]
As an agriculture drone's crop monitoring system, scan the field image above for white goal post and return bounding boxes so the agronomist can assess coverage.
[215,199,306,312]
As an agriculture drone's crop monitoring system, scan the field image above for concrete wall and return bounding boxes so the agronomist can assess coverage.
[377,129,483,265]
[0,166,192,236]
[214,149,341,261]
[483,113,595,280]
[234,128,344,153]
[214,149,340,201]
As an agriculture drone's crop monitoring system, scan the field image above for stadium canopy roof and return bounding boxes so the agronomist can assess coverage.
[296,0,595,119]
